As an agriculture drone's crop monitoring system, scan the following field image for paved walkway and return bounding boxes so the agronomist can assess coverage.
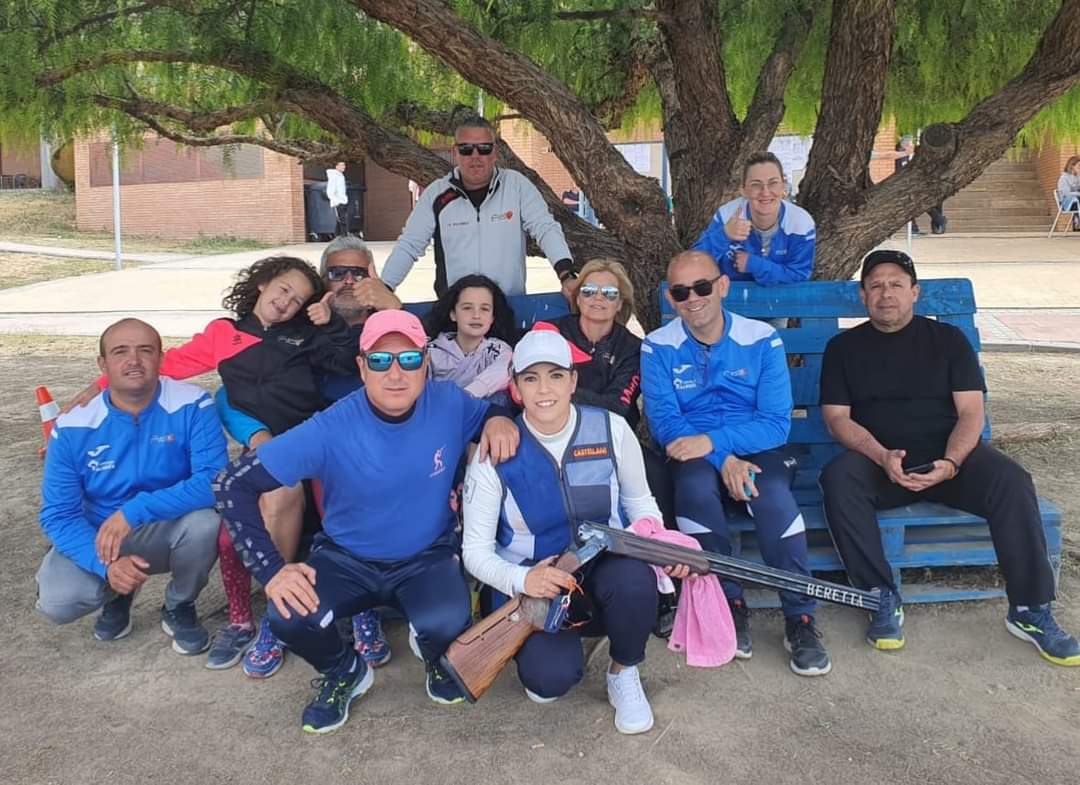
[0,234,1078,349]
[0,241,190,264]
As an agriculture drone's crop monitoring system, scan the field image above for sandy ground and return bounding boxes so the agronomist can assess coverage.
[2,351,1078,785]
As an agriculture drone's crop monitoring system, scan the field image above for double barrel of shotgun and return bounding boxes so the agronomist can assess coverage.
[440,522,880,702]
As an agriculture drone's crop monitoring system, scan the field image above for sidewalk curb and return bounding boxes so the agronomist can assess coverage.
[982,341,1080,354]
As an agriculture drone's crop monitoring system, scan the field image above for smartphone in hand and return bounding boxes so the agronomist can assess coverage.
[904,461,937,475]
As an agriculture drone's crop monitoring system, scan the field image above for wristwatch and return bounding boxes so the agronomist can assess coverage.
[942,457,960,476]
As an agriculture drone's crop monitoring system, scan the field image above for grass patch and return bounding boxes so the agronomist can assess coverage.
[0,252,136,290]
[0,191,274,254]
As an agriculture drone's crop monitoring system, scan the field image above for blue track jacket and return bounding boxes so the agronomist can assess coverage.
[641,311,792,470]
[40,378,228,578]
[692,197,815,285]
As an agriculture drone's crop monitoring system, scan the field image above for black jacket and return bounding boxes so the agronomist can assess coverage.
[554,314,642,429]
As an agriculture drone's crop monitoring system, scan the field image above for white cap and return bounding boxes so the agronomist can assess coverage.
[512,330,574,373]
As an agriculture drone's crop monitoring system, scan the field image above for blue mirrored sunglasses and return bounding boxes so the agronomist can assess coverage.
[364,350,425,372]
[579,283,620,301]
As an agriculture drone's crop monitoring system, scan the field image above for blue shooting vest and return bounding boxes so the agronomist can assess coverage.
[494,405,621,565]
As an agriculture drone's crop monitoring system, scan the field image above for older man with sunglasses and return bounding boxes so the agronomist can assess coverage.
[213,310,519,734]
[381,116,577,299]
[641,250,830,678]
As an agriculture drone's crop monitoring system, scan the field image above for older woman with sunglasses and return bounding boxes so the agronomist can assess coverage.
[547,259,643,429]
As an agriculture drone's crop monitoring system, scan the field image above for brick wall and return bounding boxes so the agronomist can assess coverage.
[0,137,42,179]
[869,118,901,183]
[363,158,415,242]
[74,135,305,242]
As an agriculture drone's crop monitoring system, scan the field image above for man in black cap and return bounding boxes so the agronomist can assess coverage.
[818,250,1078,666]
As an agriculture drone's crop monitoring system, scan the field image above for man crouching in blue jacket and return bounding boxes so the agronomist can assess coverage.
[641,251,830,677]
[37,318,227,655]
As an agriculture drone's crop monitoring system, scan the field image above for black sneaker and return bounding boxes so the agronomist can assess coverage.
[93,593,135,641]
[729,598,752,659]
[426,664,466,705]
[653,592,677,640]
[160,603,211,655]
[784,614,832,677]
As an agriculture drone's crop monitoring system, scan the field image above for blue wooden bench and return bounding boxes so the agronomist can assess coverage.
[660,278,1062,604]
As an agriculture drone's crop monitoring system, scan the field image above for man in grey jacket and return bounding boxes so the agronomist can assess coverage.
[381,117,577,299]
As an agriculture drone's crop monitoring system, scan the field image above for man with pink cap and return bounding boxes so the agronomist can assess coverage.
[213,310,519,734]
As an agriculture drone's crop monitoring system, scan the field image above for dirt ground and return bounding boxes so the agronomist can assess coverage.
[2,349,1078,785]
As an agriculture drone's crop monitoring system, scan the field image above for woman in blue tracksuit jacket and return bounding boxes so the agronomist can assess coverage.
[692,152,815,285]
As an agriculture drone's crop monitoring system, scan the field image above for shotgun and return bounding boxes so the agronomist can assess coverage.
[441,523,879,702]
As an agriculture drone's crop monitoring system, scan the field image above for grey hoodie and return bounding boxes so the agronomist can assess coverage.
[428,333,512,400]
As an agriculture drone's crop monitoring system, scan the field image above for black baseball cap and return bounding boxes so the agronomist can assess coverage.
[860,250,917,284]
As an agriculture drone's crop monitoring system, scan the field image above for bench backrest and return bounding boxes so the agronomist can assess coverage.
[658,279,985,494]
[403,292,570,333]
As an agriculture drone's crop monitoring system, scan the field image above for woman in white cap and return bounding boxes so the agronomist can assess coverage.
[461,329,689,735]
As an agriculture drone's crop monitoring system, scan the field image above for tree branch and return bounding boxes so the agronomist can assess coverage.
[350,0,673,248]
[654,0,739,150]
[800,0,897,215]
[91,94,343,160]
[39,1,170,53]
[740,0,821,155]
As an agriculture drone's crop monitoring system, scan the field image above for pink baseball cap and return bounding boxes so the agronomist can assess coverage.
[359,310,428,352]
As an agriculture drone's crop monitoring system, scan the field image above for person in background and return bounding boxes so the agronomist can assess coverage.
[1056,155,1080,231]
[327,161,349,238]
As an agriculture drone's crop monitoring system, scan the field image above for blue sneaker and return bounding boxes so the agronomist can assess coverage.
[1006,605,1080,666]
[426,664,466,705]
[243,615,285,679]
[866,587,905,651]
[352,610,392,667]
[302,656,374,734]
[206,624,256,670]
[160,603,210,655]
[93,592,135,642]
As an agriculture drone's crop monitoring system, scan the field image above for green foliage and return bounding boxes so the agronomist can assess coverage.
[1,0,1077,153]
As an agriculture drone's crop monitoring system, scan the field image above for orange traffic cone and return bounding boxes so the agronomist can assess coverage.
[36,386,60,459]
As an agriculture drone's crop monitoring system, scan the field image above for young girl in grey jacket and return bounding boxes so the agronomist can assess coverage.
[424,274,519,405]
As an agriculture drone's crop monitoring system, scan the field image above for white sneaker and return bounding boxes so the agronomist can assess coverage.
[606,666,654,735]
[524,688,559,704]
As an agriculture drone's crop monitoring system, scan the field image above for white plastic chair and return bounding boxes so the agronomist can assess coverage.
[1048,189,1080,238]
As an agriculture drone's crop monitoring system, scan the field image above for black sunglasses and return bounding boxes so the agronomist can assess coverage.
[669,276,722,302]
[456,143,495,157]
[326,266,370,282]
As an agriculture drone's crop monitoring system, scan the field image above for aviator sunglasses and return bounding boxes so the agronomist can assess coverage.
[579,283,620,301]
[456,142,495,156]
[326,266,370,282]
[363,350,425,372]
[669,276,722,302]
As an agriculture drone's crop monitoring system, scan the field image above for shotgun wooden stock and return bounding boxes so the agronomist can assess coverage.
[440,550,585,703]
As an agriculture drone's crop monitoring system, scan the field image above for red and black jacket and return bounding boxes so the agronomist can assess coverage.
[551,314,643,430]
[100,314,360,436]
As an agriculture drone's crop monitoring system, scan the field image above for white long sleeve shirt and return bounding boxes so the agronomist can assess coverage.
[326,168,348,208]
[462,407,662,598]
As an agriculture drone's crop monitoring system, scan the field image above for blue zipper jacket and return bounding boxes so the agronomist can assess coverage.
[641,311,792,470]
[691,197,815,285]
[40,378,228,578]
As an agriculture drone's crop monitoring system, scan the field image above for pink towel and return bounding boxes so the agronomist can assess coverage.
[629,517,735,667]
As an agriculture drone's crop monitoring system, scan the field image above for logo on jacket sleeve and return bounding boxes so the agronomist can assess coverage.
[87,444,110,458]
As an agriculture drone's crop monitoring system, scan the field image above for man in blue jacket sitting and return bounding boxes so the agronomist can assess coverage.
[641,251,829,677]
[37,318,227,655]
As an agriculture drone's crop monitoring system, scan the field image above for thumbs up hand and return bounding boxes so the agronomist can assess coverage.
[307,291,335,325]
[725,212,752,242]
